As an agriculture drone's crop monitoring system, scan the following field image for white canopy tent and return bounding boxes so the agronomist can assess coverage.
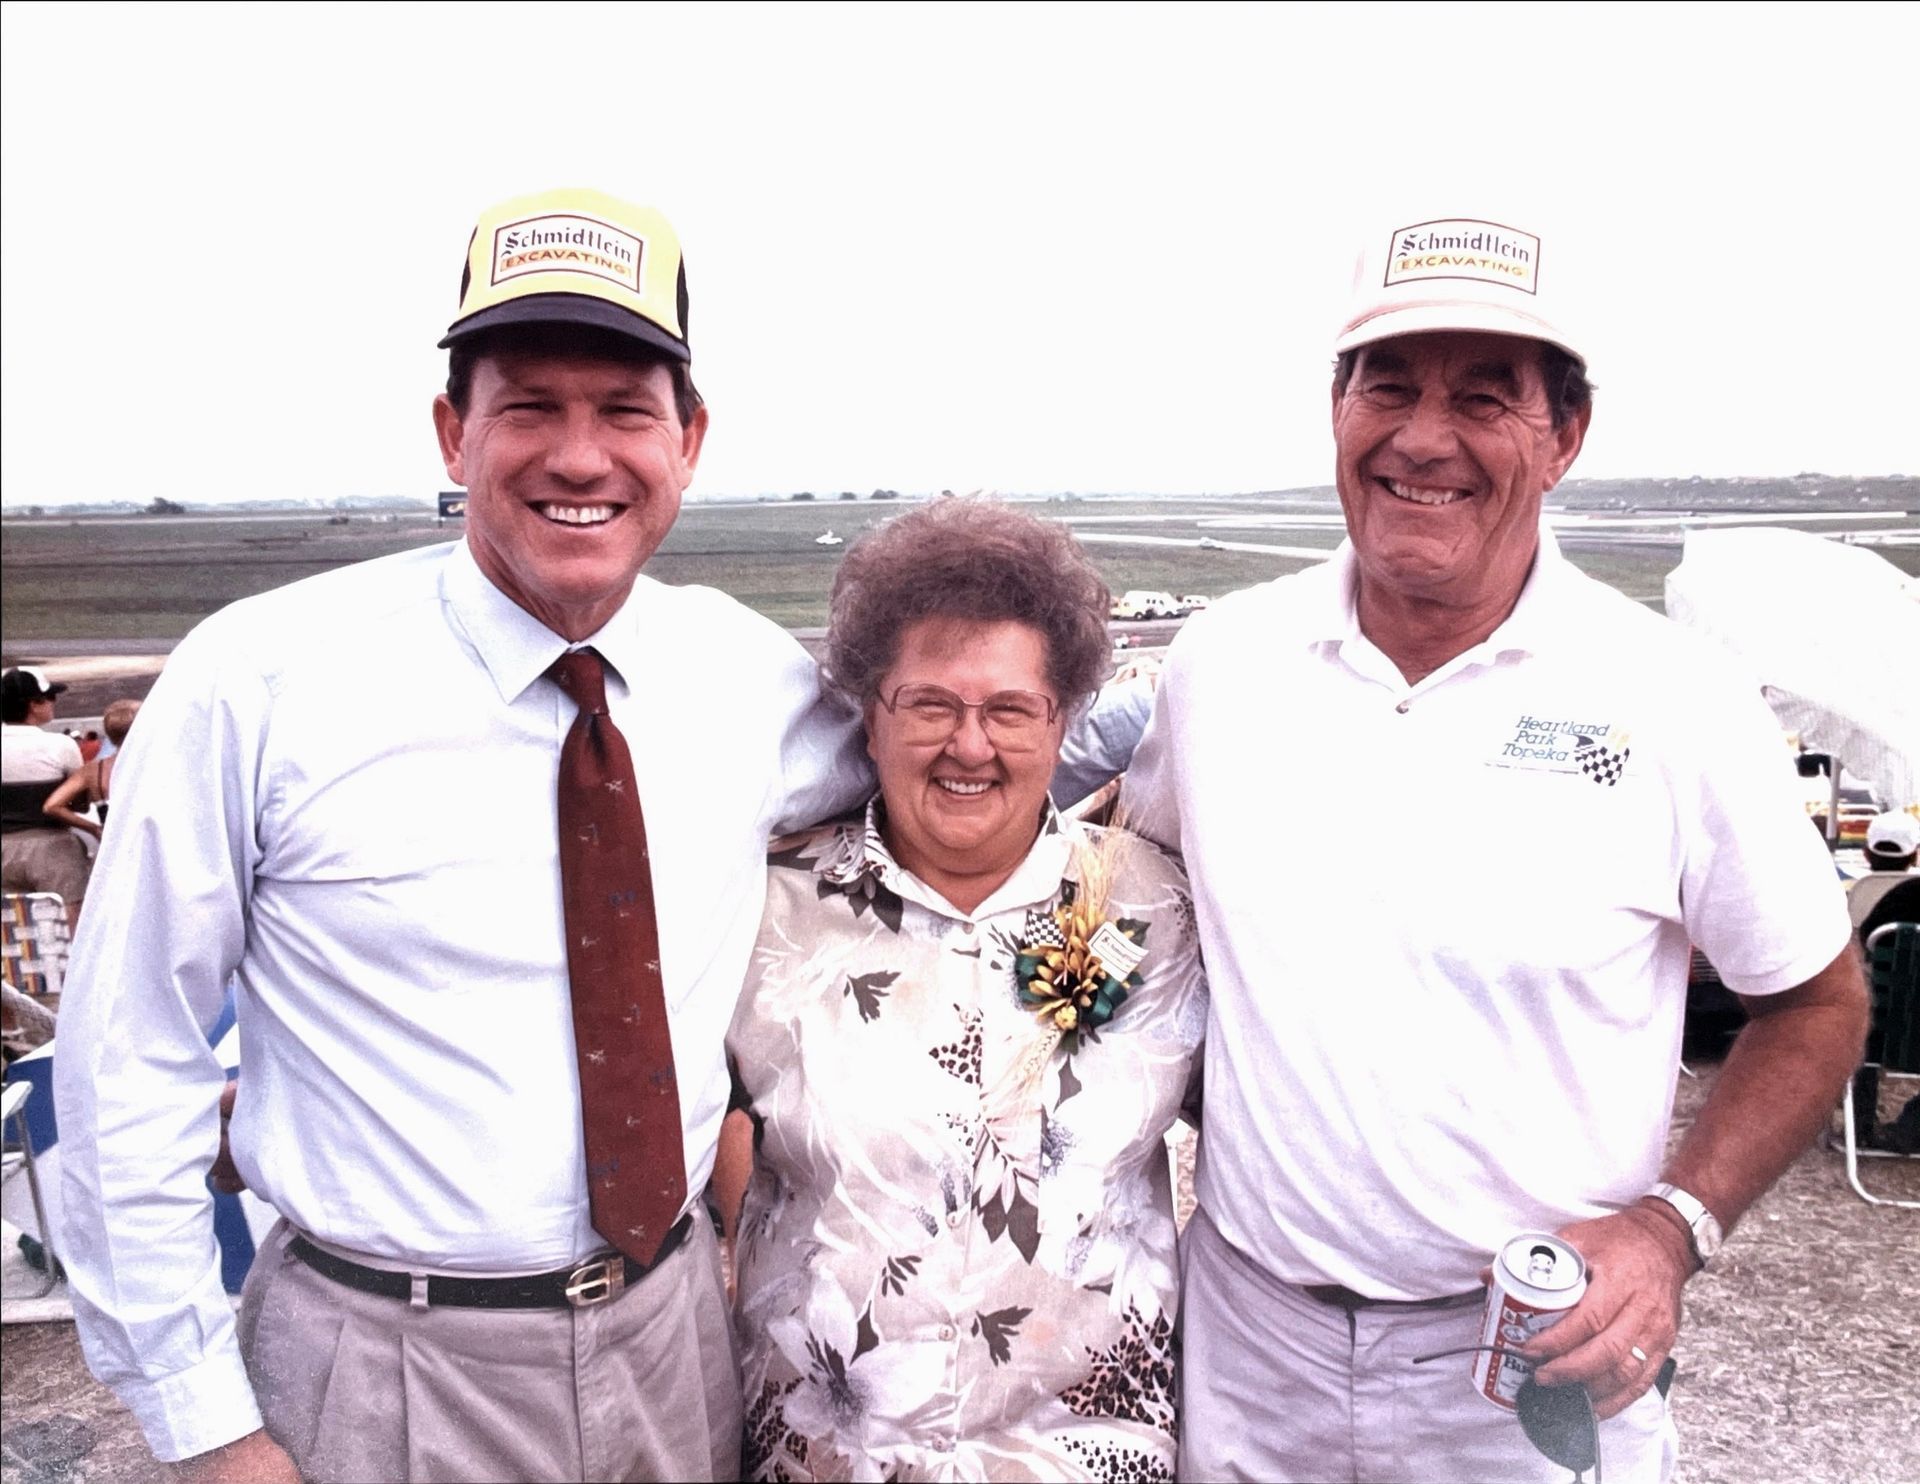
[1665,527,1920,813]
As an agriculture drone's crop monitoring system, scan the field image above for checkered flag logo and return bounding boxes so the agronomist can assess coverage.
[1573,733,1630,787]
[1021,906,1067,948]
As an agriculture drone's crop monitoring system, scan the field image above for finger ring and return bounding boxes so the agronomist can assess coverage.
[1630,1345,1649,1363]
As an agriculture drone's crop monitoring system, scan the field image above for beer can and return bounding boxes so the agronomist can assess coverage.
[1472,1232,1588,1410]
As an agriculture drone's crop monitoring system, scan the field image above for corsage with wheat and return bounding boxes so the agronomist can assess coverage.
[1012,825,1149,1052]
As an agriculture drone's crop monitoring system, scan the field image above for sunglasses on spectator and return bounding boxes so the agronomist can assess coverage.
[876,684,1061,750]
[1411,1342,1673,1484]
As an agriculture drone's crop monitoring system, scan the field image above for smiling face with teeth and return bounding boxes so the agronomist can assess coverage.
[432,349,707,639]
[865,617,1066,914]
[1332,330,1589,671]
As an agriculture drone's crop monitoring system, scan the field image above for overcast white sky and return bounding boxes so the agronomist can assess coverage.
[3,2,1914,506]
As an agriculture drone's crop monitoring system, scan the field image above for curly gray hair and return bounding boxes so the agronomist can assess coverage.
[826,498,1113,707]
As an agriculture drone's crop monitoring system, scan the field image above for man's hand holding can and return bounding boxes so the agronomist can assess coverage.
[1521,1205,1694,1418]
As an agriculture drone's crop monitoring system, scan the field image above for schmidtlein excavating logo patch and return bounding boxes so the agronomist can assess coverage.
[491,213,645,294]
[1385,218,1539,295]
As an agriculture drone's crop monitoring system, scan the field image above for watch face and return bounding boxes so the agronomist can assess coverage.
[1693,1215,1725,1260]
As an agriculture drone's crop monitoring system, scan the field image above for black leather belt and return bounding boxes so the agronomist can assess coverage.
[1302,1282,1484,1312]
[287,1213,693,1310]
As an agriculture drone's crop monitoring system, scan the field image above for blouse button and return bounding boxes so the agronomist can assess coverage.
[961,921,975,935]
[937,1323,956,1341]
[946,1209,964,1229]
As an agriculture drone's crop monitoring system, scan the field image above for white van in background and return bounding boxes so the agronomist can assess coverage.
[1110,590,1182,620]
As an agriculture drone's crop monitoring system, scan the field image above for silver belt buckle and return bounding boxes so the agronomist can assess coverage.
[564,1254,625,1307]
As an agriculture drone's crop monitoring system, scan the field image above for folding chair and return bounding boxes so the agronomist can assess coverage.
[0,892,72,999]
[1841,922,1920,1208]
[1,1080,60,1299]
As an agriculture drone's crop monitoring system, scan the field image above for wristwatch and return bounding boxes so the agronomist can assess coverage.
[1643,1182,1724,1268]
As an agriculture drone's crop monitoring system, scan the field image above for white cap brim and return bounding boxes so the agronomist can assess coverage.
[1334,300,1585,367]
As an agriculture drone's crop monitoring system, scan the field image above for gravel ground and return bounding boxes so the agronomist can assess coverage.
[5,1060,1915,1483]
[1656,1065,1918,1484]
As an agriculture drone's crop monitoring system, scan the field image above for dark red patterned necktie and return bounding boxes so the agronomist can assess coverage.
[549,647,685,1266]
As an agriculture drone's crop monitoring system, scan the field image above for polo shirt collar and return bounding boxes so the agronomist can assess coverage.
[442,538,652,706]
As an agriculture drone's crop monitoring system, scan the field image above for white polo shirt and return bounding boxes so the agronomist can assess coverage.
[1122,531,1848,1298]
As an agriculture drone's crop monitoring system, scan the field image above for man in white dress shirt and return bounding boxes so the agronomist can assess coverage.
[1123,213,1868,1481]
[54,189,869,1483]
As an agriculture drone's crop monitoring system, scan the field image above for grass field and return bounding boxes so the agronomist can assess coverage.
[0,499,1333,639]
[3,493,1915,641]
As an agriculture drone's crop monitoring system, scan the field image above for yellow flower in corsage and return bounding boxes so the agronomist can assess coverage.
[1013,831,1149,1050]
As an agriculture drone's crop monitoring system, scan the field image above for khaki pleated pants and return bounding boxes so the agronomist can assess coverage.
[237,1219,743,1483]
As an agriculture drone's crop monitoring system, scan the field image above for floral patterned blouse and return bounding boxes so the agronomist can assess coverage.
[727,798,1207,1483]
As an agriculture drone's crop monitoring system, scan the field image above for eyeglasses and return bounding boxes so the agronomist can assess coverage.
[1409,1343,1676,1484]
[876,684,1061,751]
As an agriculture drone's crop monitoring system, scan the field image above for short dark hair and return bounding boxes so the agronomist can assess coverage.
[445,323,703,426]
[1332,340,1593,430]
[1,673,48,725]
[827,499,1113,708]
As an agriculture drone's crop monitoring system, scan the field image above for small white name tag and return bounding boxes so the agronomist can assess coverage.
[1089,920,1148,978]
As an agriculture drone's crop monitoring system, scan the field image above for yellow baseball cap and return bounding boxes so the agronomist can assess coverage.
[439,187,690,362]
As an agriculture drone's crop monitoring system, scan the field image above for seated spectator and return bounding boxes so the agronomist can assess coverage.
[79,730,104,763]
[1850,810,1920,927]
[1849,810,1920,1152]
[42,699,142,837]
[1,667,90,926]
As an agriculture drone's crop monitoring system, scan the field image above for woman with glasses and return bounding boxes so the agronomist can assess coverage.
[726,498,1205,1481]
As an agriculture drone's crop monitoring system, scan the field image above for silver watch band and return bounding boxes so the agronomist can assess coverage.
[1645,1181,1723,1266]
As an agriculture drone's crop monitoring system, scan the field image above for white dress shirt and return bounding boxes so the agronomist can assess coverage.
[52,540,869,1461]
[1123,530,1849,1300]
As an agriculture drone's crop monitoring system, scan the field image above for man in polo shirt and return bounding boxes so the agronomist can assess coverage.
[55,190,869,1483]
[1123,215,1867,1481]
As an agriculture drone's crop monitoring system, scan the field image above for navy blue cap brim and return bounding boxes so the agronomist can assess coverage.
[438,293,690,362]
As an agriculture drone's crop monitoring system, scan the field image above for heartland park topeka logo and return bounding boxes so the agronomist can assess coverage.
[1384,218,1539,295]
[490,213,645,294]
[1486,713,1632,787]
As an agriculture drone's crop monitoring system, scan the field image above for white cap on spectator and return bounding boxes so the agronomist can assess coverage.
[1866,810,1920,861]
